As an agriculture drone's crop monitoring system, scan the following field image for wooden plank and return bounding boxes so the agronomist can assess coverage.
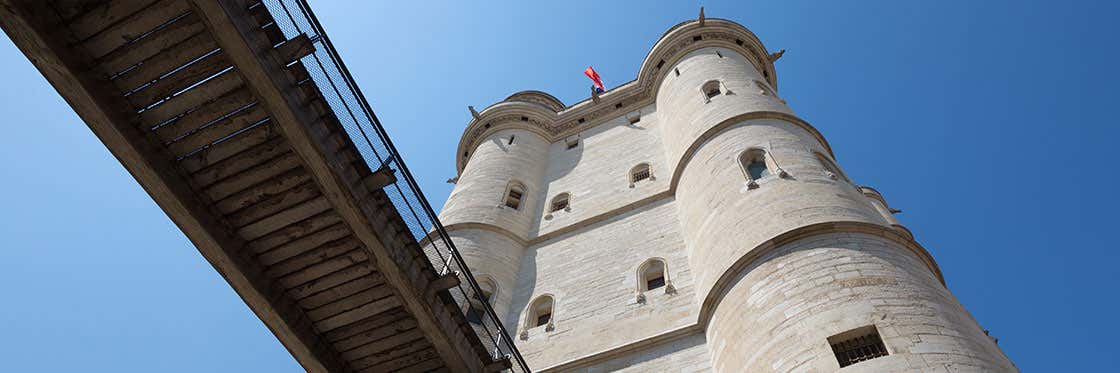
[136,68,243,125]
[274,33,314,65]
[262,235,360,276]
[305,285,395,322]
[325,308,409,343]
[50,0,106,22]
[359,348,440,373]
[330,310,417,352]
[96,12,205,77]
[224,181,320,228]
[191,1,481,371]
[190,135,288,187]
[213,166,310,214]
[254,222,351,263]
[315,296,401,332]
[276,247,370,288]
[80,0,191,59]
[178,119,275,172]
[201,149,300,201]
[125,49,231,108]
[0,4,344,373]
[297,277,382,311]
[66,0,160,40]
[344,329,426,363]
[237,196,331,240]
[245,211,341,254]
[398,357,446,373]
[260,22,285,46]
[111,30,218,91]
[286,263,377,300]
[153,85,255,141]
[165,102,267,157]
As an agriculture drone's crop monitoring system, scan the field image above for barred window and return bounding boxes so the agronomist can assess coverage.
[703,80,722,100]
[630,163,651,184]
[504,181,526,210]
[527,295,554,328]
[829,326,889,368]
[550,193,570,212]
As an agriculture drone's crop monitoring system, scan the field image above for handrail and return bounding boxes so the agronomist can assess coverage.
[256,0,529,371]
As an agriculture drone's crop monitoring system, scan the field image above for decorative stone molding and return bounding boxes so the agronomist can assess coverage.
[696,221,946,328]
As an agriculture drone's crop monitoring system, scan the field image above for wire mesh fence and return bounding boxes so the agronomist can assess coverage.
[256,1,529,371]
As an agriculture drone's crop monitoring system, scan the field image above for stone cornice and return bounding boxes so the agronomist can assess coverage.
[455,18,779,173]
[696,221,946,328]
[668,111,837,193]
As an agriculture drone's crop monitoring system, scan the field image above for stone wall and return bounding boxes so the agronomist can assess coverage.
[437,18,1015,373]
[511,199,700,370]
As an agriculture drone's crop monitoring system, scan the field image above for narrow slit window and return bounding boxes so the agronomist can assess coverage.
[508,134,515,145]
[628,116,641,125]
[829,326,889,368]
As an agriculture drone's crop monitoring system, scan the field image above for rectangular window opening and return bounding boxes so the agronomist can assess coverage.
[646,276,665,290]
[536,313,552,327]
[628,116,641,125]
[829,325,889,368]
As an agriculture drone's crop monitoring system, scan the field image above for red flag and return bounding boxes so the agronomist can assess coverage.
[584,66,605,92]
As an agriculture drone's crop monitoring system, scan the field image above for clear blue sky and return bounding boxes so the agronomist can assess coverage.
[1,0,1115,371]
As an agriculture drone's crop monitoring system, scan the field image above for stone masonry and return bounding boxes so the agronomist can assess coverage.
[431,16,1017,372]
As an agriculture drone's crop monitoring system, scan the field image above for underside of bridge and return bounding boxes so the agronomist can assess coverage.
[0,1,523,371]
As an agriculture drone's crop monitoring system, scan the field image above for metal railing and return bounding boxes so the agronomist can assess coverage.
[255,1,529,371]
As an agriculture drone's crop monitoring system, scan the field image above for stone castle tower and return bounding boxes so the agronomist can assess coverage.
[435,16,1016,372]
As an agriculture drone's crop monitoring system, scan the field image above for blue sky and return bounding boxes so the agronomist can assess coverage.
[1,0,1116,371]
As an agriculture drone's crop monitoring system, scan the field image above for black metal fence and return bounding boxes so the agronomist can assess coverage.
[256,1,528,371]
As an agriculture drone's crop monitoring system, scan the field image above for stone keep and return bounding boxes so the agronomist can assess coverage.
[434,17,1017,372]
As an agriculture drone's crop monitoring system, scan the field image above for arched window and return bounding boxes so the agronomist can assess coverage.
[635,258,674,303]
[702,80,722,101]
[640,259,666,292]
[739,149,771,184]
[815,152,849,182]
[526,295,554,329]
[466,278,496,325]
[549,193,570,212]
[504,181,526,210]
[629,163,652,186]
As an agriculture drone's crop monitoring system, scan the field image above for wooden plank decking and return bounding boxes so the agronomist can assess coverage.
[0,1,500,372]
